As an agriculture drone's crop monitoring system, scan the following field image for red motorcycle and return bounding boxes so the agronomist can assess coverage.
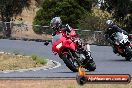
[51,28,96,72]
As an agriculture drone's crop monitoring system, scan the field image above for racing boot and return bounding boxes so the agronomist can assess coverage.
[83,50,91,60]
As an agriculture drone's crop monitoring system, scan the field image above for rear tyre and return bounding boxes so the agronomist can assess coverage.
[86,59,96,71]
[125,56,131,61]
[62,54,78,72]
[125,46,132,61]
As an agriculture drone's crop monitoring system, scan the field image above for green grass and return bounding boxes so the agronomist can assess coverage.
[67,85,75,88]
[31,54,47,65]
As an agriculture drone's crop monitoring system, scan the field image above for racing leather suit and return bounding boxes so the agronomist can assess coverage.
[105,25,128,53]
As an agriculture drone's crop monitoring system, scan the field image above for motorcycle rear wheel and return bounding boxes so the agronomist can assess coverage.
[125,46,132,61]
[125,57,131,61]
[85,59,96,71]
[62,54,79,72]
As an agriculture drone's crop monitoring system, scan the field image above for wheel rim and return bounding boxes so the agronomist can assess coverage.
[68,54,79,67]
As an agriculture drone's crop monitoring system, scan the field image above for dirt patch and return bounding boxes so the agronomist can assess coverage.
[11,0,52,41]
[0,53,47,70]
[0,80,131,88]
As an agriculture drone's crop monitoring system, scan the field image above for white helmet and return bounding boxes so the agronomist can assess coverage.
[50,17,62,30]
[106,20,113,26]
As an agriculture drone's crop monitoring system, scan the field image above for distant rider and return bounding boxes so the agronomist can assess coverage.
[105,20,129,53]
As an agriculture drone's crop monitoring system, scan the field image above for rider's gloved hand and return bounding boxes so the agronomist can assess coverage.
[52,31,56,36]
[75,39,82,48]
[65,24,71,33]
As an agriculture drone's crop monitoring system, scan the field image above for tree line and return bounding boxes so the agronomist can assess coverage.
[33,0,132,33]
[0,0,132,37]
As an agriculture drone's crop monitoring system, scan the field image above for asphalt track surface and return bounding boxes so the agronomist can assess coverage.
[0,39,132,78]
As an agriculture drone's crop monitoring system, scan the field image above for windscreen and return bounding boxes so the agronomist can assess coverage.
[52,34,62,42]
[114,32,123,41]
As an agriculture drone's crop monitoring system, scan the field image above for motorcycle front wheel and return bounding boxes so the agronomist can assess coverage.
[62,54,79,72]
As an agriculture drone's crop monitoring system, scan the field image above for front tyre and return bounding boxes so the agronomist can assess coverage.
[62,54,79,72]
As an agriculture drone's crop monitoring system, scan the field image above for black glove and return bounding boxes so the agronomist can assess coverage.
[65,24,71,33]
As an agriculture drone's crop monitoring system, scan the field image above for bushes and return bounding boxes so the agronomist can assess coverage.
[33,0,93,34]
[124,15,132,33]
[78,13,106,31]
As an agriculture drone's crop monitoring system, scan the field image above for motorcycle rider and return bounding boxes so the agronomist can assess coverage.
[49,17,91,59]
[105,20,129,54]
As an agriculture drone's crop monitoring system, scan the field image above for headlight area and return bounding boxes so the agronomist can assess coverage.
[56,42,63,49]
